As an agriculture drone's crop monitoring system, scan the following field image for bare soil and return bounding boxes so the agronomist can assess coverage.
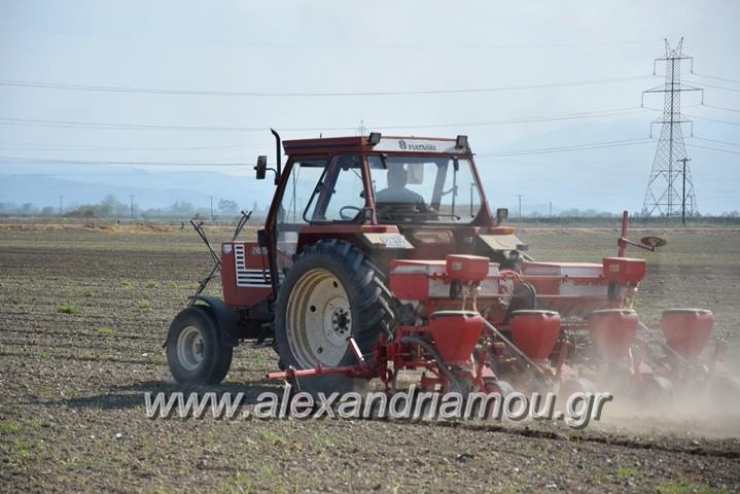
[1,223,739,493]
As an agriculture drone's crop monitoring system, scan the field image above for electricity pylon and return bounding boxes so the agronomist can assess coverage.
[641,38,704,217]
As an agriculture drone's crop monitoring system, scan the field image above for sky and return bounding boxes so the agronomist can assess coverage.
[0,0,738,214]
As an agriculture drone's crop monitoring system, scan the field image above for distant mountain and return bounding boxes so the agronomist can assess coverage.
[0,163,276,212]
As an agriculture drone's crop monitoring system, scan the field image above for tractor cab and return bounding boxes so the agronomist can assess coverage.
[255,132,519,282]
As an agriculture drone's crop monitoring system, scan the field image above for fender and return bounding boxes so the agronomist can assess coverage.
[189,295,240,347]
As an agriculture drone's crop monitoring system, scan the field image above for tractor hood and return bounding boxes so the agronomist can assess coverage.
[359,231,415,250]
[358,230,524,252]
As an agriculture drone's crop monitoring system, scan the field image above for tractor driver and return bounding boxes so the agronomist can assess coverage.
[374,165,425,206]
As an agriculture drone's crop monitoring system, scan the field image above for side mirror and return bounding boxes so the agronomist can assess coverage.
[496,208,508,222]
[254,155,267,180]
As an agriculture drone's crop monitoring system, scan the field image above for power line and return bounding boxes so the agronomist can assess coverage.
[687,143,740,155]
[0,156,246,167]
[692,71,740,85]
[685,80,740,94]
[0,75,654,97]
[692,136,740,148]
[0,117,274,133]
[0,137,654,166]
[0,171,243,177]
[0,107,649,133]
[374,108,646,129]
[6,169,738,181]
[476,138,653,158]
[467,38,663,50]
[703,103,740,114]
[246,39,668,53]
[239,38,663,52]
[686,114,740,127]
[0,143,258,152]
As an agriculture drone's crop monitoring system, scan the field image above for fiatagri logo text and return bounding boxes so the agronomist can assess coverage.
[398,140,437,152]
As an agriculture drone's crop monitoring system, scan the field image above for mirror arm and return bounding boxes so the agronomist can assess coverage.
[619,237,656,253]
[253,166,279,182]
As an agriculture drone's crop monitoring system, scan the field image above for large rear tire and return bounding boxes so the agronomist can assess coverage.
[274,240,394,395]
[166,306,233,385]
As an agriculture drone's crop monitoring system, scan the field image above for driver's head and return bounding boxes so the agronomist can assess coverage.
[387,165,408,189]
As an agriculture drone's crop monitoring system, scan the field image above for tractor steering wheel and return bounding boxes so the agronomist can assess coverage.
[376,202,438,222]
[339,205,363,221]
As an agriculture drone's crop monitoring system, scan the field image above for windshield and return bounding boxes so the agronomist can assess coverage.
[367,155,483,224]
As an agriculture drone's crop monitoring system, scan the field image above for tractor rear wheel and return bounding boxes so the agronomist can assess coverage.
[166,306,233,385]
[274,240,394,395]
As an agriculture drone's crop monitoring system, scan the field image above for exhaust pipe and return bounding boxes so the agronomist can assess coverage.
[270,128,281,185]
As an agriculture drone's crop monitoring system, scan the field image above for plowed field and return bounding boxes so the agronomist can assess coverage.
[1,222,738,493]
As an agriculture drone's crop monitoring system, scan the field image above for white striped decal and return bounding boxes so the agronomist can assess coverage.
[234,244,271,288]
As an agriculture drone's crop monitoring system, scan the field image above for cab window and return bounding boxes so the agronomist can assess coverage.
[304,154,365,222]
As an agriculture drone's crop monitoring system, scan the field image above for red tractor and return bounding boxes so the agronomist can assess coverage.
[165,132,734,403]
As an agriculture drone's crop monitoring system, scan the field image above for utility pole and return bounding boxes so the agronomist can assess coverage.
[517,194,523,218]
[549,201,553,217]
[641,38,703,217]
[355,119,367,136]
[59,195,63,216]
[210,196,214,221]
[129,195,135,219]
[678,158,691,226]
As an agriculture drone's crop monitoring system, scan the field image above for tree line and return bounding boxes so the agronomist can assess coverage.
[0,195,252,219]
[1,195,738,220]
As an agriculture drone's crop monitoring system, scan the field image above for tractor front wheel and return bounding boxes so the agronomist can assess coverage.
[274,240,394,395]
[166,306,233,385]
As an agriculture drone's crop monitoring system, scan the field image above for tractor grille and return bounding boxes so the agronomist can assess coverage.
[234,243,271,287]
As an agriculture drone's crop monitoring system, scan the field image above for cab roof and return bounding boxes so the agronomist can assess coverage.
[282,135,468,156]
